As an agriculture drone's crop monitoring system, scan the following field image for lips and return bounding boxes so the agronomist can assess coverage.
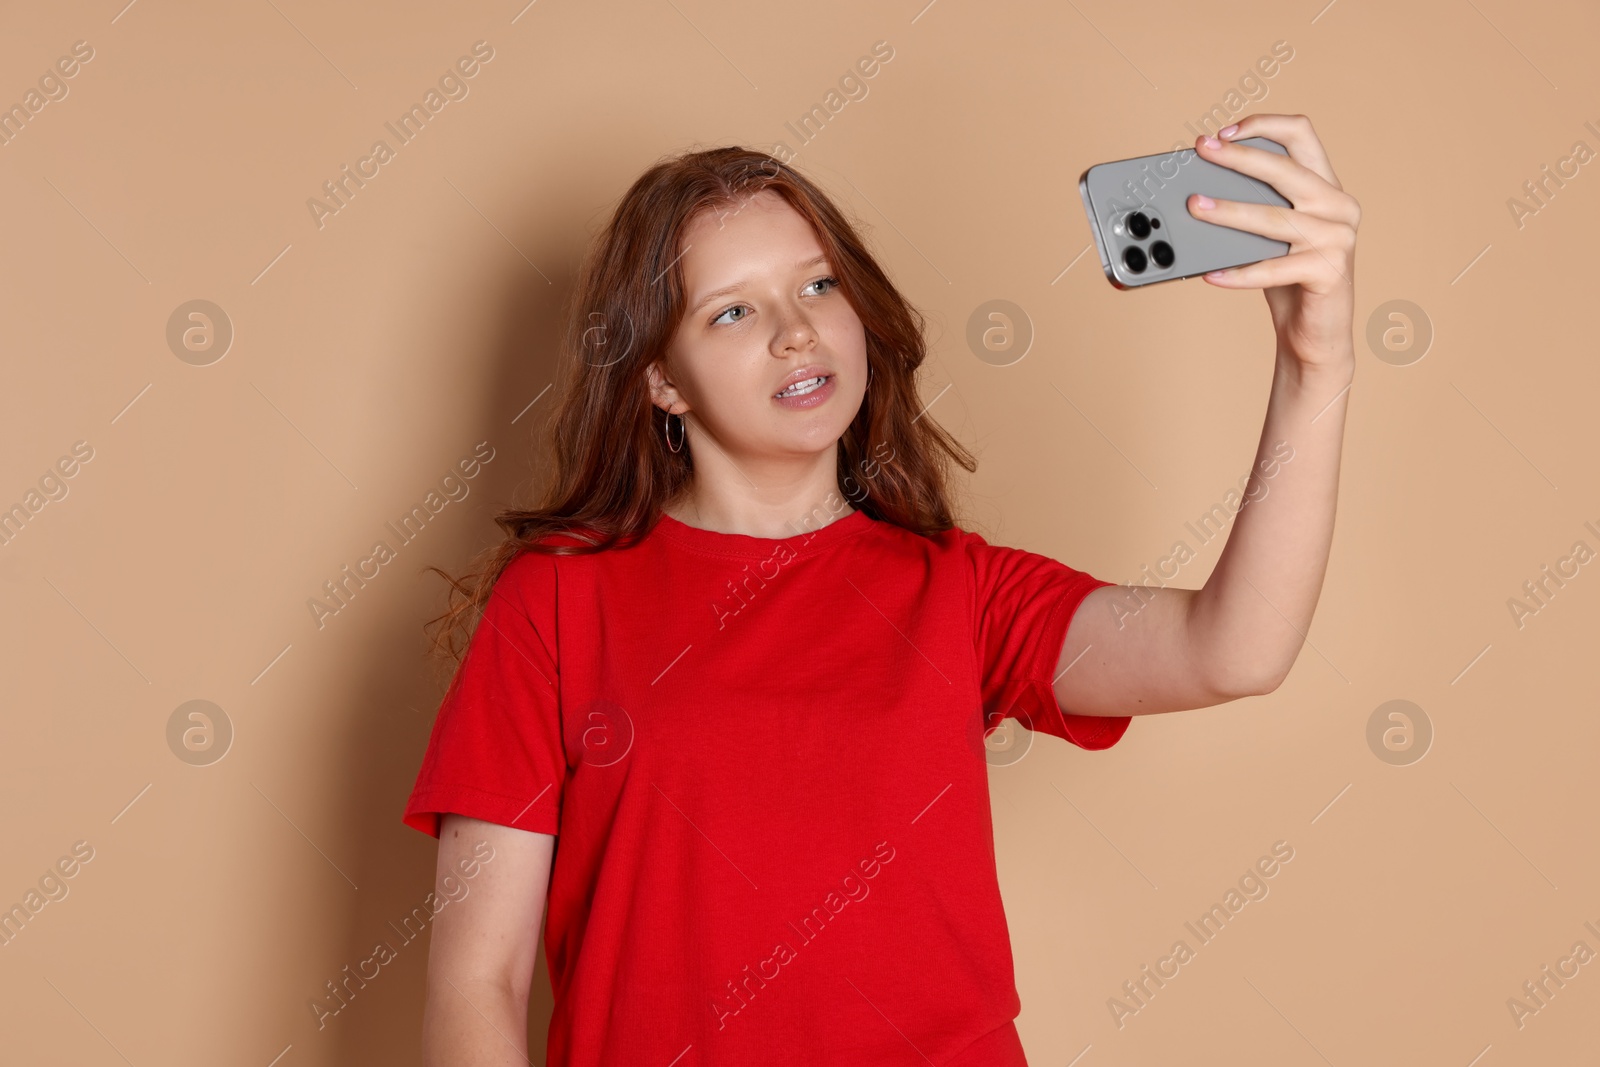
[775,375,830,397]
[772,374,836,408]
[773,364,834,397]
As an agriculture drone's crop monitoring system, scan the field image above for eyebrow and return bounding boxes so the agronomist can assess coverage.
[687,253,832,316]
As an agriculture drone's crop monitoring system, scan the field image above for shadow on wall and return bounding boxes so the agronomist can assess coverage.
[315,177,592,1063]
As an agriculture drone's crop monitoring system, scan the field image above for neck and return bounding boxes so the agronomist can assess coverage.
[663,487,854,540]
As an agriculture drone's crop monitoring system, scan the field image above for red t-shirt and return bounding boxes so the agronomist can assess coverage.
[402,507,1131,1065]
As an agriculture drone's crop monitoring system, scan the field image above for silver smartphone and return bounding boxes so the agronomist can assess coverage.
[1079,137,1292,289]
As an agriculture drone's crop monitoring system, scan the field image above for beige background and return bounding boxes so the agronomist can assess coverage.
[3,0,1597,1063]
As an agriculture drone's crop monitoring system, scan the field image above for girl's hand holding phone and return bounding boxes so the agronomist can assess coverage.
[1191,113,1361,374]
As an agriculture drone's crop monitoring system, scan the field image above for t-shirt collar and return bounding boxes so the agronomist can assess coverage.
[652,506,872,559]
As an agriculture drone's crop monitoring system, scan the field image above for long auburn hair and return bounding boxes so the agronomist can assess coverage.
[423,146,977,672]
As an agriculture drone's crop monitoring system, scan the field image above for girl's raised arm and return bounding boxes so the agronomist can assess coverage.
[1052,113,1360,718]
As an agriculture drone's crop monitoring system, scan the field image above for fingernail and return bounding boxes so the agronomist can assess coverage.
[1195,194,1216,209]
[1219,124,1239,139]
[1202,135,1221,149]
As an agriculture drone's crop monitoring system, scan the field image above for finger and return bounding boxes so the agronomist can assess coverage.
[1216,113,1342,191]
[1188,194,1354,255]
[1202,248,1351,295]
[1195,133,1359,231]
[1194,130,1341,223]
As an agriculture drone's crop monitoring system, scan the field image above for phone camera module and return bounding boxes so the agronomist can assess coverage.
[1121,245,1148,273]
[1149,241,1174,268]
[1126,212,1152,240]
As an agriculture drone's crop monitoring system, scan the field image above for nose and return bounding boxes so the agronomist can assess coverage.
[770,303,818,357]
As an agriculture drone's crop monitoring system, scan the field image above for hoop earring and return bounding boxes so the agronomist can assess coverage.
[664,410,686,453]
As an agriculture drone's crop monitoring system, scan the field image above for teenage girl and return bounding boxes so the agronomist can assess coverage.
[403,112,1359,1065]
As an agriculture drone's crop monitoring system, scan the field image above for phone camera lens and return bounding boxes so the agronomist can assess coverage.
[1150,218,1161,229]
[1126,212,1152,240]
[1149,241,1174,268]
[1122,245,1148,273]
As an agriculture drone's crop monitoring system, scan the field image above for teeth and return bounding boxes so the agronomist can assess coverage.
[777,376,826,398]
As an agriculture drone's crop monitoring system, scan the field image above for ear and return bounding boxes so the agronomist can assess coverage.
[646,358,687,415]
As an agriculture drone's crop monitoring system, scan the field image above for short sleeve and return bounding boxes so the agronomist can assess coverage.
[962,529,1132,751]
[402,550,566,838]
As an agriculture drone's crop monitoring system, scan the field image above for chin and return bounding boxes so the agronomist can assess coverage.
[774,416,853,455]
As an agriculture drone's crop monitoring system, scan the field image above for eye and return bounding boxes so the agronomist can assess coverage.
[710,303,749,326]
[709,276,839,327]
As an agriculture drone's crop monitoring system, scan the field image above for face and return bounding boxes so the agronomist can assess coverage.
[648,189,868,472]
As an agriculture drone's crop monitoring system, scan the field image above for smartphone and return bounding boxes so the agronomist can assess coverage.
[1078,137,1292,289]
